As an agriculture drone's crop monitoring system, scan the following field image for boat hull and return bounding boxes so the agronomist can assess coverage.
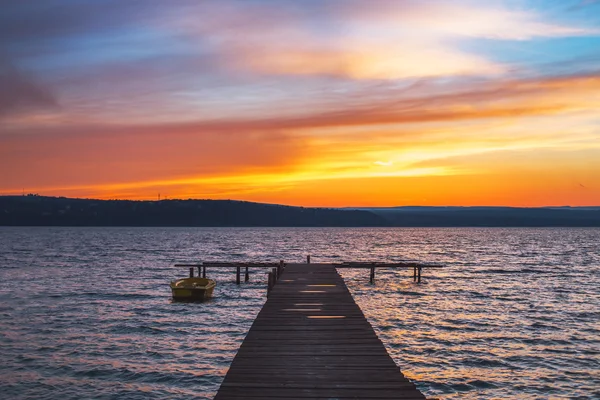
[170,278,216,301]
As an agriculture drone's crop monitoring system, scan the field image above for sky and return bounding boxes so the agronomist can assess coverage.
[1,0,599,206]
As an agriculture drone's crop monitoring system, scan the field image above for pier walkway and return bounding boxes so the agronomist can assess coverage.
[214,263,426,399]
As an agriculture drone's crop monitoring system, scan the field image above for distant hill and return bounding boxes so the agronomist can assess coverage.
[1,196,599,227]
[352,207,600,227]
[0,196,387,227]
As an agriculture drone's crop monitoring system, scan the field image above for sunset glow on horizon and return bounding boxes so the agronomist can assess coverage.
[1,0,599,206]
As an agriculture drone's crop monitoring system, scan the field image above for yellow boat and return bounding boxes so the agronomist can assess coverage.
[170,277,216,301]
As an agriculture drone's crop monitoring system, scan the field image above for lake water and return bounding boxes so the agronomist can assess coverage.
[0,227,599,399]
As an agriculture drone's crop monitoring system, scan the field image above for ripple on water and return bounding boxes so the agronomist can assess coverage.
[1,227,599,399]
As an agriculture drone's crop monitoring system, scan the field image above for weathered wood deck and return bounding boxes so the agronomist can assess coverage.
[214,263,426,400]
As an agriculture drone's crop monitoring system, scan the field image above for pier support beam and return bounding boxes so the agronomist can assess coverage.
[202,266,206,278]
[370,265,375,283]
[236,266,241,285]
[307,255,311,264]
[267,271,273,297]
[417,267,422,283]
[413,266,417,282]
[245,266,249,282]
[189,267,194,278]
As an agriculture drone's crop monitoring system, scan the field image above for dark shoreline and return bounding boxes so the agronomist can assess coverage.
[1,196,600,227]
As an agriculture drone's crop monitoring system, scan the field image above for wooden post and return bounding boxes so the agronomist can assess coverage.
[236,266,241,285]
[189,267,194,278]
[272,267,278,282]
[245,266,249,282]
[267,271,273,297]
[202,265,206,278]
[417,267,422,283]
[370,265,375,283]
[307,255,311,264]
[197,266,202,278]
[277,262,282,278]
[413,266,417,282]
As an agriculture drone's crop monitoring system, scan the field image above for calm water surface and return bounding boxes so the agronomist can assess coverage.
[0,227,599,399]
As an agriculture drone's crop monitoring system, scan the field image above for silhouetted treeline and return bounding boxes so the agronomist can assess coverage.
[1,196,599,227]
[0,196,387,227]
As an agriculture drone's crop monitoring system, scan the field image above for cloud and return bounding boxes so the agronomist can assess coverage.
[3,70,598,198]
[0,0,160,44]
[0,121,307,192]
[171,1,505,79]
[340,0,598,40]
[171,0,597,80]
[0,60,58,116]
[161,72,599,131]
[5,71,599,135]
[232,41,504,80]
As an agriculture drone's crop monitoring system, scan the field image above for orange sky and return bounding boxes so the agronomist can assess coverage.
[1,1,599,206]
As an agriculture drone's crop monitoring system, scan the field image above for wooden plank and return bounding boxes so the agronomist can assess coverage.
[214,264,425,400]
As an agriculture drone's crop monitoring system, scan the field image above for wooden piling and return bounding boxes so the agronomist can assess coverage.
[267,271,273,297]
[245,266,249,282]
[236,266,241,285]
[174,261,443,286]
[307,255,311,264]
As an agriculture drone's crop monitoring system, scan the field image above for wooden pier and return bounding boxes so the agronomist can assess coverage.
[214,263,427,400]
[175,259,442,285]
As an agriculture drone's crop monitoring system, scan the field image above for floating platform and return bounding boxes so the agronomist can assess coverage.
[214,263,427,399]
